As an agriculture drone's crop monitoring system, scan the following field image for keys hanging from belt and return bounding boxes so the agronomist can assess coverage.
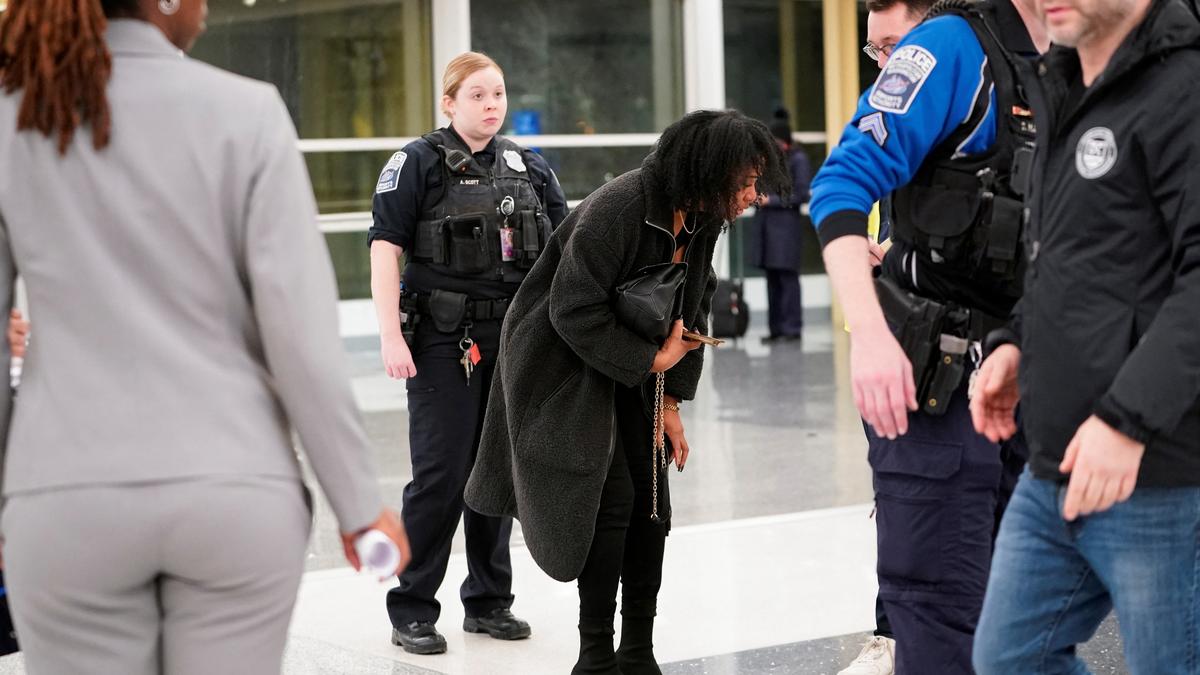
[458,322,482,386]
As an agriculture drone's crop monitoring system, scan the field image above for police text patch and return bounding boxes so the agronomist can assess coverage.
[375,151,407,194]
[869,45,937,115]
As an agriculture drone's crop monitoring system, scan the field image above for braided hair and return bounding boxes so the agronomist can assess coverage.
[0,0,139,153]
[648,109,791,220]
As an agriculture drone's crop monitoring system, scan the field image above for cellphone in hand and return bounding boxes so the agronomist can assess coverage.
[682,331,724,346]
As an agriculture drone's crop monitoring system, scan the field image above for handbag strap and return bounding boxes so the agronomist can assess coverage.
[650,371,667,523]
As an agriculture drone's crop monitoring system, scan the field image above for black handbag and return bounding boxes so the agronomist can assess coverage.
[613,262,688,345]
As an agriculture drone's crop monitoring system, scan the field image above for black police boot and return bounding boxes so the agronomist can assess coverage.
[462,608,532,640]
[390,621,448,655]
[572,617,621,675]
[615,598,661,675]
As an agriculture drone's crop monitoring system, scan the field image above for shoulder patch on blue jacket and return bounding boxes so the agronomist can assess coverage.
[375,151,407,194]
[869,45,938,115]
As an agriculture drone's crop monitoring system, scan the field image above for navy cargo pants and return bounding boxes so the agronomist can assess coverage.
[866,380,1026,674]
[387,318,515,627]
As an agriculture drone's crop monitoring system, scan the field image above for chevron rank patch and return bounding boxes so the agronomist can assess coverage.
[869,45,937,115]
[858,112,888,147]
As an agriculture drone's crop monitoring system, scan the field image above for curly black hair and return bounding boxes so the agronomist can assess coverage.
[647,109,790,221]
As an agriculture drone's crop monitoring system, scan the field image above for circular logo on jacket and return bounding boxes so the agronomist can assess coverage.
[1075,127,1117,179]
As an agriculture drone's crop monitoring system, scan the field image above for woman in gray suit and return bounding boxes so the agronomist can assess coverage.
[0,1,408,673]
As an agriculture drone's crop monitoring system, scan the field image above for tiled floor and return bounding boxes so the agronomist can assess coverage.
[0,310,1129,674]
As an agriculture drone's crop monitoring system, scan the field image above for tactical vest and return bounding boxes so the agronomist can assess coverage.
[890,0,1037,298]
[409,130,552,284]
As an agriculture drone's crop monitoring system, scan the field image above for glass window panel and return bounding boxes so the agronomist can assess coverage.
[723,0,828,132]
[305,150,401,301]
[536,146,655,202]
[193,0,433,138]
[305,150,400,215]
[470,0,684,135]
[191,1,434,301]
[325,231,373,300]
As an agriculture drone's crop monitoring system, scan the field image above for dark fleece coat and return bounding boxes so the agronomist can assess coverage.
[464,159,720,582]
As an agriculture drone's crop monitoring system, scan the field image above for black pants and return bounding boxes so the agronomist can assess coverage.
[765,268,803,338]
[577,384,670,621]
[387,319,515,626]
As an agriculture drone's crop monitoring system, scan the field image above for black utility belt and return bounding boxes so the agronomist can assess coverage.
[874,276,1005,416]
[401,289,510,334]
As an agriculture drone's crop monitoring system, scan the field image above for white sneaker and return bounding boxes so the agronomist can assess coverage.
[836,636,895,675]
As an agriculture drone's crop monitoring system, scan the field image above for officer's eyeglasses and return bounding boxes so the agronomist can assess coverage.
[862,41,895,62]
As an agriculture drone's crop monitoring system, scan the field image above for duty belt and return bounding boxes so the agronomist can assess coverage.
[409,294,511,322]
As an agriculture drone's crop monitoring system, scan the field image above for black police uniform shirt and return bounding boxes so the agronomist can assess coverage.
[367,126,569,300]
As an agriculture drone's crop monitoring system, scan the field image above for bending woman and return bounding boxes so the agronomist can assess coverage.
[466,110,788,674]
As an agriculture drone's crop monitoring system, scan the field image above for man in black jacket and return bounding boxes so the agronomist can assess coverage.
[970,0,1200,671]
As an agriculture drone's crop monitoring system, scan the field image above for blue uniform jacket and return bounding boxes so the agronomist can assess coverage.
[810,15,996,246]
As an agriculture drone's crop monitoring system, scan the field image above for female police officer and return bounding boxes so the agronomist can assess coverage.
[368,51,568,655]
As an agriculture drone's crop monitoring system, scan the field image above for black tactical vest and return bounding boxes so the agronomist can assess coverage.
[890,0,1037,302]
[409,130,552,284]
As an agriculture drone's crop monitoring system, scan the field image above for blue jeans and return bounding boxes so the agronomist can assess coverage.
[974,470,1200,675]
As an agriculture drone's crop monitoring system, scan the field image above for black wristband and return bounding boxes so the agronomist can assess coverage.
[817,209,870,249]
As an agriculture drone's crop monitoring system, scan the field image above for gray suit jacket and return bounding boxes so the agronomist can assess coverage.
[0,20,382,532]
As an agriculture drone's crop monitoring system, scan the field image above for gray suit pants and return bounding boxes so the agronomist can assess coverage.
[1,478,311,675]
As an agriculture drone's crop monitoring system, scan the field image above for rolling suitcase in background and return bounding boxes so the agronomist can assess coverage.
[710,223,751,339]
[710,280,749,339]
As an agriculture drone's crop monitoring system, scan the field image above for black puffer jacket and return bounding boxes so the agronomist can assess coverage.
[1014,0,1200,485]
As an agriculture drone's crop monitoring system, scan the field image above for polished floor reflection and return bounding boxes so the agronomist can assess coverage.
[0,311,1128,674]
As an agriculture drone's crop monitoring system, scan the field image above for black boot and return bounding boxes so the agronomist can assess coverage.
[572,617,621,675]
[616,598,661,674]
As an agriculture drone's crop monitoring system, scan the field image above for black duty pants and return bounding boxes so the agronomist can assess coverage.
[387,319,515,626]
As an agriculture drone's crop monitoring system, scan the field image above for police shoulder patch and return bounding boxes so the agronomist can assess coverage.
[375,150,407,194]
[869,45,938,115]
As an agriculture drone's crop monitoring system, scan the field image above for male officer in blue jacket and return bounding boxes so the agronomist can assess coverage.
[810,1,1046,671]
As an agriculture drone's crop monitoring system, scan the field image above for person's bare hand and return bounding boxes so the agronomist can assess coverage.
[867,240,887,267]
[340,508,411,577]
[970,344,1021,442]
[663,397,690,470]
[850,324,917,439]
[8,309,28,359]
[380,333,416,379]
[1059,416,1144,521]
[651,320,702,373]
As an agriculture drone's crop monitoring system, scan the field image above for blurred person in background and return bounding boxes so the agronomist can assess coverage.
[751,107,812,344]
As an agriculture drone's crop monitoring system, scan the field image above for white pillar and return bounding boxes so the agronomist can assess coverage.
[431,0,472,125]
[683,0,726,112]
